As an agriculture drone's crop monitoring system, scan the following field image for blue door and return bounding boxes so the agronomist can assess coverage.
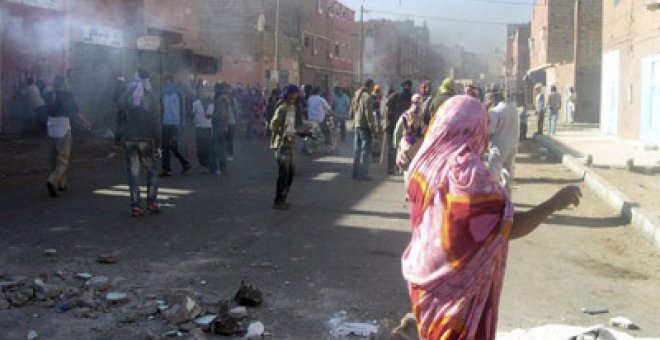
[640,55,660,142]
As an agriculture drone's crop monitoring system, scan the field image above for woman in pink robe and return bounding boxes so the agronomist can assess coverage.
[402,95,582,339]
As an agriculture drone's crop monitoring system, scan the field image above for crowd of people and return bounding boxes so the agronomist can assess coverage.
[32,67,584,339]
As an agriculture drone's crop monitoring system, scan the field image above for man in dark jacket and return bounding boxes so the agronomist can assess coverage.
[118,69,162,217]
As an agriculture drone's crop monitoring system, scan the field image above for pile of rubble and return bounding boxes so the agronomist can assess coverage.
[1,256,269,339]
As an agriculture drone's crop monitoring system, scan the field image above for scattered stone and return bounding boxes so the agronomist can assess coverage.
[62,287,80,299]
[74,273,93,281]
[7,291,29,307]
[53,271,66,281]
[75,291,96,308]
[106,292,129,305]
[199,280,207,285]
[229,306,248,320]
[580,306,609,315]
[97,254,116,264]
[43,249,57,257]
[37,284,62,299]
[0,298,11,310]
[610,316,640,330]
[137,300,159,316]
[145,329,164,340]
[193,315,217,331]
[20,287,36,299]
[74,307,97,319]
[0,281,18,289]
[27,330,38,340]
[165,330,184,337]
[116,308,138,323]
[32,313,39,318]
[86,276,110,291]
[164,297,203,325]
[187,328,207,340]
[39,300,56,308]
[245,321,265,340]
[212,303,242,336]
[234,281,263,307]
[178,321,196,332]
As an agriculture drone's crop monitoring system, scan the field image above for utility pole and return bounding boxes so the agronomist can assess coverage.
[359,0,365,84]
[273,0,280,85]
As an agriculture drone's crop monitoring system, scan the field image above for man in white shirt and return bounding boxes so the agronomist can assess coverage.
[193,87,213,170]
[487,91,519,196]
[305,87,332,151]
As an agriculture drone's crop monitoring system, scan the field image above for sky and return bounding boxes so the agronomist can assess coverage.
[344,0,534,54]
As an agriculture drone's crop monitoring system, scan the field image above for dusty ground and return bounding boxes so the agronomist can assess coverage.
[0,132,659,339]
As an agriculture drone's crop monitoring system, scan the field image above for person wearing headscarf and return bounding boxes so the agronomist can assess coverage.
[117,69,161,216]
[43,75,92,197]
[402,95,582,339]
[270,85,303,210]
[393,94,426,176]
[422,77,456,125]
[486,90,519,196]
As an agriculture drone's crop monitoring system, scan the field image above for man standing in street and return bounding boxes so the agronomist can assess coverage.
[547,85,562,135]
[118,69,162,217]
[486,91,519,196]
[208,82,235,176]
[384,80,412,174]
[44,75,92,197]
[306,86,333,152]
[160,76,191,176]
[270,85,302,210]
[535,84,546,135]
[331,86,350,142]
[566,86,576,125]
[352,79,375,180]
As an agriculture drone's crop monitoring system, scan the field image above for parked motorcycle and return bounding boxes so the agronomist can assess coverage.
[301,112,339,155]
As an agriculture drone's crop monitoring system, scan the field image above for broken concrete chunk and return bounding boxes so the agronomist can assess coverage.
[229,306,248,320]
[164,295,203,325]
[193,314,217,331]
[7,292,30,307]
[610,316,640,330]
[74,273,93,281]
[580,306,609,315]
[27,330,38,340]
[105,292,129,304]
[0,298,10,310]
[75,292,97,309]
[246,321,265,340]
[74,307,97,319]
[165,330,184,337]
[35,283,61,300]
[187,328,207,340]
[86,276,110,291]
[137,300,159,316]
[178,321,196,332]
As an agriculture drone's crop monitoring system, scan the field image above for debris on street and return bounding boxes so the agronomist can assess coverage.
[234,280,263,307]
[97,254,116,264]
[581,306,609,315]
[610,316,640,330]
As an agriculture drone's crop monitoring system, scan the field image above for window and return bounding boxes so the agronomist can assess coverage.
[335,44,340,57]
[304,36,311,48]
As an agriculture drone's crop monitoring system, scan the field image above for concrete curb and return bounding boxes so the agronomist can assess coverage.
[534,135,660,249]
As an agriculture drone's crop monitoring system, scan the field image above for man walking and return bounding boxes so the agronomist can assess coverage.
[547,85,562,135]
[44,75,92,197]
[306,86,333,152]
[118,69,162,217]
[208,82,235,176]
[352,79,375,180]
[486,91,519,196]
[331,86,350,142]
[160,76,191,176]
[270,85,302,210]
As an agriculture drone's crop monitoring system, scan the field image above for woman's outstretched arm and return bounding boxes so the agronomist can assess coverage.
[510,186,582,239]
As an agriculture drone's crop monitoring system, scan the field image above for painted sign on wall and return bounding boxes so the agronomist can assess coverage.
[80,25,123,48]
[7,0,64,11]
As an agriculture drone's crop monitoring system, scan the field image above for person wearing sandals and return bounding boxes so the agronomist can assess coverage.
[118,69,162,217]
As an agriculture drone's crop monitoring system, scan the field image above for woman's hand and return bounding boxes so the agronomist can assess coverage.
[549,186,582,211]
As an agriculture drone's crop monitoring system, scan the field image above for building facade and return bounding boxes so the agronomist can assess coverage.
[363,19,437,91]
[0,0,207,134]
[602,0,660,143]
[528,0,602,123]
[505,23,530,105]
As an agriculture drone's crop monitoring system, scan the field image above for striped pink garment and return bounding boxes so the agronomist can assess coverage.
[402,95,514,339]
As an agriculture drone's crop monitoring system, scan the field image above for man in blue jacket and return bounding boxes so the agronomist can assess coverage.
[161,76,191,176]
